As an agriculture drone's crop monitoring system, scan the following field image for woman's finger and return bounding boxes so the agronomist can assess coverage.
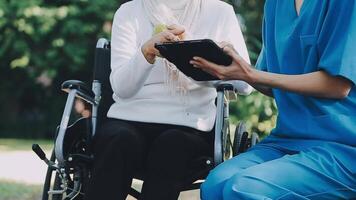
[163,31,174,41]
[167,24,185,35]
[162,31,180,42]
[153,48,162,57]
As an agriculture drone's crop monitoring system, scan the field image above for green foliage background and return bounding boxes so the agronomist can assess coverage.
[0,0,276,138]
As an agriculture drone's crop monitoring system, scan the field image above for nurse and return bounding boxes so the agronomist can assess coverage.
[191,0,356,199]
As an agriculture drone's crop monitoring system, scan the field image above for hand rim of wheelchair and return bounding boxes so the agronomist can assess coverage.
[233,121,260,155]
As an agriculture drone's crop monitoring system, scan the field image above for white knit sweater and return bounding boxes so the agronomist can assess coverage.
[108,0,252,132]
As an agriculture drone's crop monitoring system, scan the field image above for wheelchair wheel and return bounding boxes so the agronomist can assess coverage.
[45,168,88,200]
[41,149,89,200]
[41,149,64,200]
[232,121,248,156]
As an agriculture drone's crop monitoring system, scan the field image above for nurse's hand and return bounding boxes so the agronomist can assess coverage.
[191,42,352,99]
[190,42,277,97]
[190,42,255,83]
[141,24,185,64]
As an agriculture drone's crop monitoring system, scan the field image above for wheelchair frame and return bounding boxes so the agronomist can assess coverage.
[33,38,256,200]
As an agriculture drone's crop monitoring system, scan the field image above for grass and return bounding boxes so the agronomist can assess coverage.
[0,138,53,152]
[0,180,42,200]
[0,138,50,200]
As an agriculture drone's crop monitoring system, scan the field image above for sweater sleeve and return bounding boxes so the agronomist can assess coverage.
[110,5,154,99]
[222,6,253,95]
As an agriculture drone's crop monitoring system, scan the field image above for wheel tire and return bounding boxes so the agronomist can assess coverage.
[42,151,55,200]
[41,149,64,200]
[232,122,248,156]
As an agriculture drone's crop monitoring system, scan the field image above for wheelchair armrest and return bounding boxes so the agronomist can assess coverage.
[216,81,253,97]
[61,80,96,104]
[216,83,234,92]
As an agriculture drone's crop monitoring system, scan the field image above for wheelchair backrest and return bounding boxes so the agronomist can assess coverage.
[93,38,114,129]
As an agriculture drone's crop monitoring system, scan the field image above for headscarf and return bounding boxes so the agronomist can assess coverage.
[142,0,203,104]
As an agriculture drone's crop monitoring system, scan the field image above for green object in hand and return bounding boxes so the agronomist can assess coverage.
[153,24,167,35]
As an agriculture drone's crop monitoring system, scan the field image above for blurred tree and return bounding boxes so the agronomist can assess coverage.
[0,0,276,138]
[0,0,122,138]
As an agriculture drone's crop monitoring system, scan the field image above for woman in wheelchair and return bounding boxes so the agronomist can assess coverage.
[85,0,252,199]
[192,0,356,199]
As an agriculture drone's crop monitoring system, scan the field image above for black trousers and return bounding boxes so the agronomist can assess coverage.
[85,119,212,200]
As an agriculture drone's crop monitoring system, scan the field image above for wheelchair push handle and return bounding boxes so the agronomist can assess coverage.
[32,144,59,170]
[32,144,46,160]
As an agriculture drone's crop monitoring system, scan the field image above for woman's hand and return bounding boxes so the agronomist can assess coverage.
[190,42,255,83]
[142,24,185,64]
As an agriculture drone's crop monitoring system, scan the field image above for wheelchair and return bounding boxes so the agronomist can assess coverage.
[32,38,259,200]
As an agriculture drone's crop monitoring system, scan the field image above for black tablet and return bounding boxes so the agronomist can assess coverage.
[155,39,232,81]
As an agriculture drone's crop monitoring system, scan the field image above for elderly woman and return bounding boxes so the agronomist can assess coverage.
[192,0,356,199]
[85,0,252,199]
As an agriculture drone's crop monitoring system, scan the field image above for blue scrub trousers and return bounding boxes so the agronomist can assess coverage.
[201,144,356,200]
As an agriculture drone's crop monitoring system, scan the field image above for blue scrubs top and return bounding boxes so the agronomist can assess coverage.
[256,0,356,172]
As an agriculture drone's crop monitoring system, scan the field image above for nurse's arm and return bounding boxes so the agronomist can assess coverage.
[190,47,352,99]
[249,84,274,98]
[251,70,352,99]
